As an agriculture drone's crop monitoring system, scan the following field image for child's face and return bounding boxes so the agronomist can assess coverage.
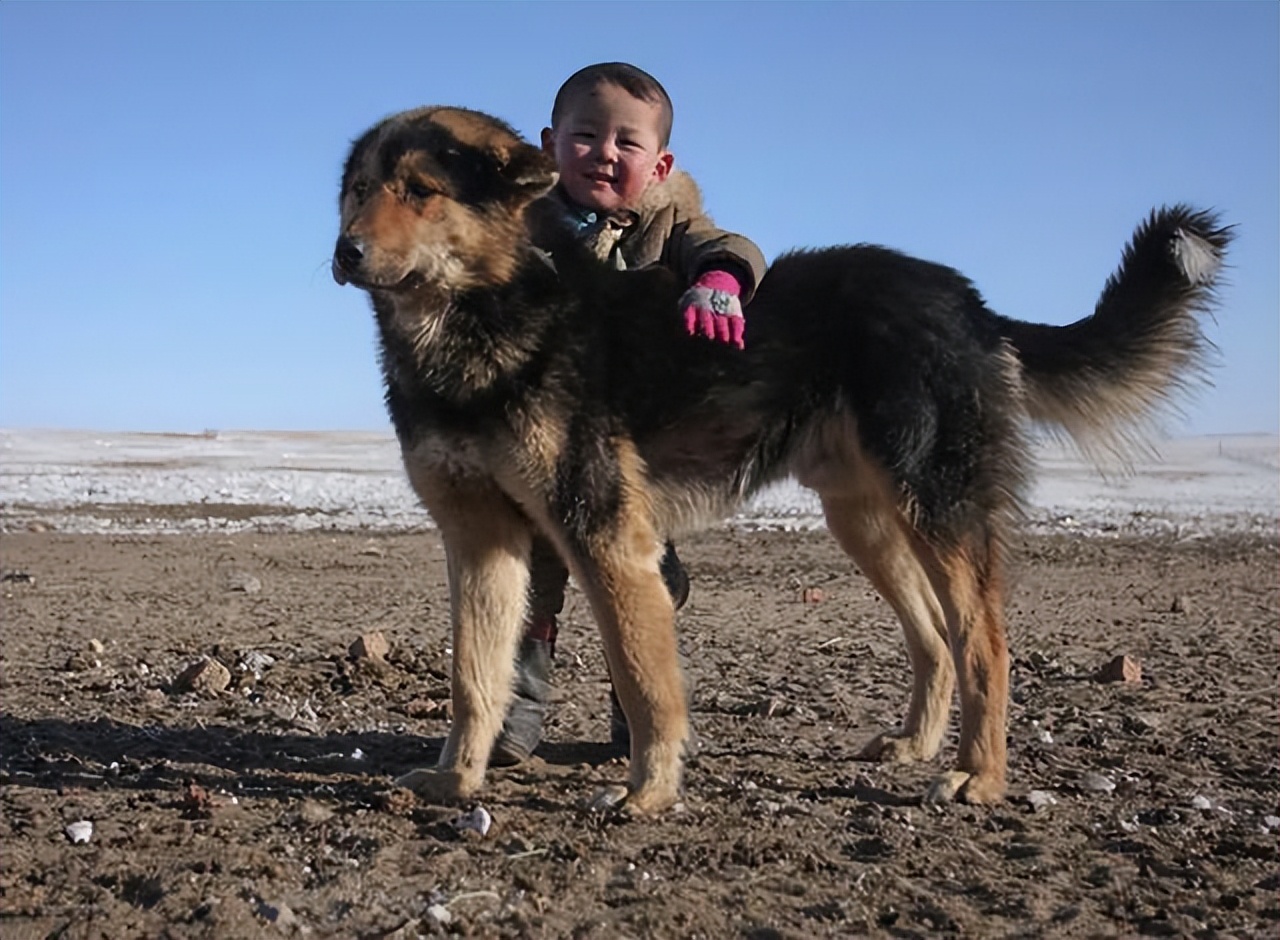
[541,82,673,214]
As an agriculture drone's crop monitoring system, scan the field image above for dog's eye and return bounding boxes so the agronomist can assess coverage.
[405,179,437,201]
[351,179,371,200]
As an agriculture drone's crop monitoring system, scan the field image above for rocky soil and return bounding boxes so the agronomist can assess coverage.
[1,526,1276,938]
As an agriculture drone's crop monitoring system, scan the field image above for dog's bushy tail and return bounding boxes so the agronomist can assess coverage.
[998,205,1233,457]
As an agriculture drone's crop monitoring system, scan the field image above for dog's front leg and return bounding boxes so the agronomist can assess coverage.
[395,469,531,803]
[573,522,689,817]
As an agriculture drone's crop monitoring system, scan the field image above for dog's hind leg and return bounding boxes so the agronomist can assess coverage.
[824,491,1009,802]
[819,493,955,764]
[570,516,689,817]
[922,538,1010,805]
[394,470,532,803]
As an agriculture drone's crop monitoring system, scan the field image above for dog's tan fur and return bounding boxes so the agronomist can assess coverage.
[333,107,1230,814]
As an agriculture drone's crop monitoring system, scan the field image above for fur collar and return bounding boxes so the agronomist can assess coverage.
[631,169,706,226]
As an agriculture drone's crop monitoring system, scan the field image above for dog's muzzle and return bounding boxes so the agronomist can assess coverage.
[331,234,364,286]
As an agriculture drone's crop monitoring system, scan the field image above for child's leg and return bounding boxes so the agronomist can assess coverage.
[491,536,568,766]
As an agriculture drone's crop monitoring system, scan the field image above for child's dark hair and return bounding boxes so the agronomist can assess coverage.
[551,62,674,147]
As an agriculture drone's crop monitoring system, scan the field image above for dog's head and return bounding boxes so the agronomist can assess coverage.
[332,107,558,293]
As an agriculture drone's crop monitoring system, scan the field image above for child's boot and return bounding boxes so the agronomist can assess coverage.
[490,616,557,766]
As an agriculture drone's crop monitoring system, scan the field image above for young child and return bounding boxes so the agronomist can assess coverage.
[491,62,767,765]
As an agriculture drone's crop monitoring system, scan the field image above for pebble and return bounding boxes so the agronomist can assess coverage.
[1026,789,1058,812]
[451,806,492,837]
[240,650,276,677]
[426,903,453,926]
[1263,815,1280,831]
[348,631,390,661]
[172,657,232,694]
[63,651,98,672]
[88,638,106,654]
[65,820,94,844]
[1080,772,1116,794]
[256,899,297,928]
[1096,654,1142,684]
[225,571,262,594]
[1191,795,1213,811]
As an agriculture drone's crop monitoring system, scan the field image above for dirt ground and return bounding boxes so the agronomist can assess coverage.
[1,522,1276,939]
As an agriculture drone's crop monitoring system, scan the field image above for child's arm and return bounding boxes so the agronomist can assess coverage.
[669,223,765,350]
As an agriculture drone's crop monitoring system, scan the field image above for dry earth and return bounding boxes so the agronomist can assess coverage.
[1,523,1276,938]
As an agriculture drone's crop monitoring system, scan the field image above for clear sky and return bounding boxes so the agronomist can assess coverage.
[1,2,1276,436]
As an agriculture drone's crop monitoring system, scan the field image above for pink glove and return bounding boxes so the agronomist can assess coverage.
[679,270,745,349]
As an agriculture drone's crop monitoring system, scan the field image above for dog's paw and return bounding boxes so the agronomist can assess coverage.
[923,770,1006,805]
[857,730,931,764]
[394,767,476,803]
[586,784,632,815]
[585,782,679,818]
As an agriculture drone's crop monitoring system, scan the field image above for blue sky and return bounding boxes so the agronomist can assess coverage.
[1,2,1276,436]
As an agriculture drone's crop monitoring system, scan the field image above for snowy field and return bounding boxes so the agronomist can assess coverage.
[1,429,1275,537]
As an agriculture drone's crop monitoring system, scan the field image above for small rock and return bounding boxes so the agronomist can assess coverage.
[1263,815,1280,831]
[1096,655,1142,684]
[225,571,262,594]
[63,651,97,672]
[181,781,214,818]
[88,638,106,654]
[406,698,451,719]
[65,820,93,844]
[256,899,297,929]
[1190,795,1213,811]
[1170,595,1190,614]
[451,806,492,837]
[348,631,390,662]
[425,904,453,926]
[357,544,385,558]
[1026,789,1058,812]
[1080,772,1116,794]
[800,586,825,603]
[172,657,232,694]
[240,650,276,677]
[1037,728,1054,744]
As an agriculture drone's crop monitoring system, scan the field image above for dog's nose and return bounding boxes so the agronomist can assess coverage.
[332,234,364,284]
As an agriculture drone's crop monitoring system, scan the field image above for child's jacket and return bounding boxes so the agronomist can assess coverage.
[530,170,767,302]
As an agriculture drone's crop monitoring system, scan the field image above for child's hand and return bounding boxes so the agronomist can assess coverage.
[680,270,745,349]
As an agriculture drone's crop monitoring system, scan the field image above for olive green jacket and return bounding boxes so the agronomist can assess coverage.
[531,170,767,302]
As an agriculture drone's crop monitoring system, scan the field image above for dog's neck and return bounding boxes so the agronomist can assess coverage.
[374,249,567,408]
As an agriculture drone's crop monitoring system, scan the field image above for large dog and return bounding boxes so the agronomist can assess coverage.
[332,106,1230,815]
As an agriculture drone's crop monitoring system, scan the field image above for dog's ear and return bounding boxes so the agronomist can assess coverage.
[496,143,558,200]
